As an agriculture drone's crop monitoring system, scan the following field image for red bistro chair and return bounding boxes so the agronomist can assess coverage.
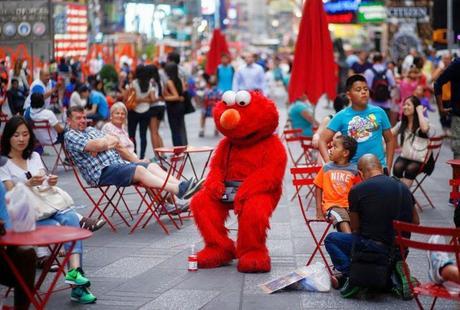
[393,220,460,309]
[411,136,444,211]
[283,128,317,167]
[31,120,71,174]
[64,149,133,232]
[130,150,188,234]
[291,165,333,275]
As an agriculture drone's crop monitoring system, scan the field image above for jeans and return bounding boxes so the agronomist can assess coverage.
[36,210,83,255]
[325,232,389,276]
[128,110,150,158]
[166,101,188,146]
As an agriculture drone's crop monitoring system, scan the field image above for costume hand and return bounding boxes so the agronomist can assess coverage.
[47,175,58,186]
[0,220,5,236]
[206,181,225,201]
[27,175,45,187]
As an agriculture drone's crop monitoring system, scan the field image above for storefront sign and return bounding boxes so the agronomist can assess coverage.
[327,13,354,24]
[387,7,428,20]
[357,2,386,23]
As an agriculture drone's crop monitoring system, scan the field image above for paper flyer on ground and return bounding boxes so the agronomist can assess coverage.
[259,266,311,294]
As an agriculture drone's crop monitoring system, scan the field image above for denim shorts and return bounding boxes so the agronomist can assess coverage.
[98,162,149,187]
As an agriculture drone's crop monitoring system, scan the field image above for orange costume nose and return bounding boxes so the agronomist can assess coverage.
[220,109,240,130]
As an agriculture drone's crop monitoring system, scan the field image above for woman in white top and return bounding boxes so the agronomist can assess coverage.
[0,116,97,303]
[69,84,89,108]
[127,65,160,159]
[9,59,29,93]
[391,95,435,188]
[145,65,165,150]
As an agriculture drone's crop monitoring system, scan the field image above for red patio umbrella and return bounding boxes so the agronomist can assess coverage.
[205,29,230,76]
[288,0,337,104]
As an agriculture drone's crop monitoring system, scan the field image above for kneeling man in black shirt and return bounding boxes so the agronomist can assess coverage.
[325,154,419,297]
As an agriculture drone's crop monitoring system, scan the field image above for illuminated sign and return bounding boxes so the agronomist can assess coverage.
[387,7,428,20]
[357,2,386,23]
[327,13,354,24]
[324,0,359,14]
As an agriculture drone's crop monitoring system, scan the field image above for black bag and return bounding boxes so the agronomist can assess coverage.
[183,91,195,114]
[349,245,393,290]
[370,68,390,102]
[221,180,242,203]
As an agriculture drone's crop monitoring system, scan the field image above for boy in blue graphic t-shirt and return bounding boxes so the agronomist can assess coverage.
[318,75,395,173]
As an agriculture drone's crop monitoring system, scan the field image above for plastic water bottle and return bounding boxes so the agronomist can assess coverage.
[188,244,198,272]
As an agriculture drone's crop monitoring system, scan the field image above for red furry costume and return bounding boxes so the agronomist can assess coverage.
[190,90,287,273]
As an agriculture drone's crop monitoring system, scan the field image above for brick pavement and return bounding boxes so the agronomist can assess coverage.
[2,100,459,309]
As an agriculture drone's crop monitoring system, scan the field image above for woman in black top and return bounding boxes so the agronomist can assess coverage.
[163,63,187,146]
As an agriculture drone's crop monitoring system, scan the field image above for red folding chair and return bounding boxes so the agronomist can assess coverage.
[411,136,444,210]
[393,220,460,310]
[31,120,70,174]
[291,165,333,275]
[283,128,317,167]
[64,149,134,232]
[130,150,188,234]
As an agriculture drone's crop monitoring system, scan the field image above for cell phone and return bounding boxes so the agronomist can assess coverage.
[25,171,32,179]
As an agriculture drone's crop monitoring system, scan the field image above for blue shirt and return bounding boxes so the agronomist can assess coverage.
[64,127,125,186]
[288,100,314,137]
[232,63,267,94]
[0,182,11,229]
[217,65,234,92]
[328,105,391,166]
[89,90,109,119]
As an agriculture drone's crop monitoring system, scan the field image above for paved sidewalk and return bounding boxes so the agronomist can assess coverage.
[2,99,458,309]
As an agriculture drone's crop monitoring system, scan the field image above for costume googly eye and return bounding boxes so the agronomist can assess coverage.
[235,91,251,106]
[222,91,236,106]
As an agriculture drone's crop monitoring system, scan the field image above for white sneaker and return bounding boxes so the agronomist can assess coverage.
[427,235,454,284]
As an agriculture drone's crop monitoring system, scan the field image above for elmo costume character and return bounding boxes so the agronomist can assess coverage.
[190,90,287,273]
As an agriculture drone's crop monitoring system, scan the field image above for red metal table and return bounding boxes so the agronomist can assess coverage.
[154,146,214,180]
[0,226,92,309]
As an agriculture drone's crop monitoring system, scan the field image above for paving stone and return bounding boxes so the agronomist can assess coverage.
[116,268,189,294]
[243,293,301,310]
[140,289,220,310]
[92,257,166,278]
[201,291,241,310]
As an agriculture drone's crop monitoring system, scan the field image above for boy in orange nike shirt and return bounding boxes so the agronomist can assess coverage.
[314,135,360,233]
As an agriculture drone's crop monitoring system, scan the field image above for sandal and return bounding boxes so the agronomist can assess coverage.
[80,217,106,232]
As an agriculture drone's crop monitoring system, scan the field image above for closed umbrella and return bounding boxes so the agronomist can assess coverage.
[288,0,337,104]
[205,29,230,76]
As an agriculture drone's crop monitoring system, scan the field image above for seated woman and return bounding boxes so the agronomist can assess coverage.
[391,96,435,188]
[102,102,140,163]
[102,103,189,213]
[288,94,319,137]
[0,116,97,304]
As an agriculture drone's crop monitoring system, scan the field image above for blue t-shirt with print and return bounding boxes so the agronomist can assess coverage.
[89,90,109,119]
[328,104,391,166]
[288,100,314,137]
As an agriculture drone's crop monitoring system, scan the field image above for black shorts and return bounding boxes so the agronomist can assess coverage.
[149,106,165,121]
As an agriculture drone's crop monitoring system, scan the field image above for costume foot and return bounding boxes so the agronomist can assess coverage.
[237,250,271,273]
[197,246,235,268]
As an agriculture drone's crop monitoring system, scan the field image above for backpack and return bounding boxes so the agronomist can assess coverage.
[370,68,390,102]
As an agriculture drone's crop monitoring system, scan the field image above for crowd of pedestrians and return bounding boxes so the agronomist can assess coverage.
[0,45,459,308]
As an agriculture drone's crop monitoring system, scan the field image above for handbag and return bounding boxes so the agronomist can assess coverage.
[221,181,242,203]
[31,186,74,220]
[183,91,196,114]
[401,129,430,163]
[125,86,137,111]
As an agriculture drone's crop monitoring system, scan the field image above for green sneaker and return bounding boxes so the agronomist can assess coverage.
[340,278,362,298]
[71,286,97,304]
[65,268,90,287]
